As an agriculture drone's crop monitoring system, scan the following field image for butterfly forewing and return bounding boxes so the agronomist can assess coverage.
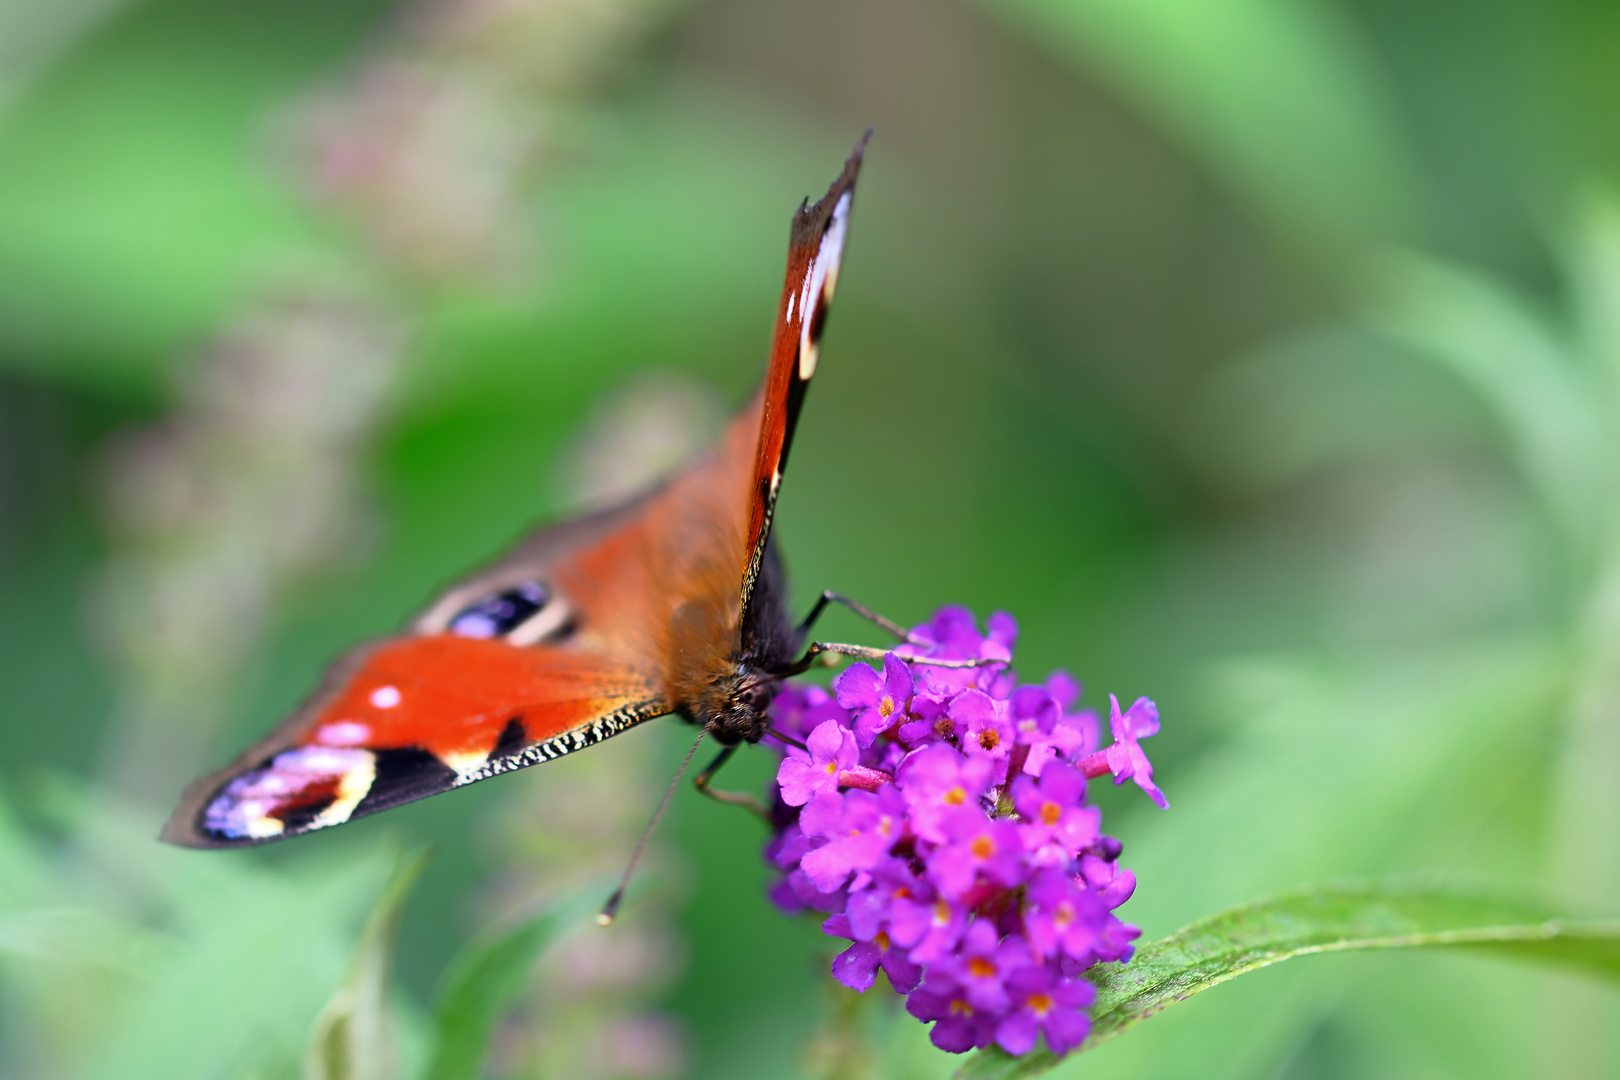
[739,133,867,626]
[166,637,668,846]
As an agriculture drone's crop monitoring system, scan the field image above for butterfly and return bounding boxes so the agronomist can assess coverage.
[162,134,911,850]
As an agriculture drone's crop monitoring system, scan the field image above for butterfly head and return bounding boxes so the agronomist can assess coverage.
[687,663,783,746]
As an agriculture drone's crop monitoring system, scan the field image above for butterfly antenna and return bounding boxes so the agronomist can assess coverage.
[598,729,707,927]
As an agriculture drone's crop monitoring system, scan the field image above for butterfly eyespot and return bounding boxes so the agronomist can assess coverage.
[449,582,549,638]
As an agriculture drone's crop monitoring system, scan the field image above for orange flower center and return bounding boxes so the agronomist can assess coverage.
[970,834,995,859]
[1054,901,1074,928]
[824,761,839,775]
[875,931,892,951]
[978,729,1000,751]
[879,696,895,719]
[943,785,966,806]
[1028,992,1054,1016]
[968,957,997,978]
[949,998,973,1017]
[933,899,952,927]
[1040,801,1061,826]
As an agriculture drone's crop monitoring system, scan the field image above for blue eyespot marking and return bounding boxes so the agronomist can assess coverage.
[449,582,548,638]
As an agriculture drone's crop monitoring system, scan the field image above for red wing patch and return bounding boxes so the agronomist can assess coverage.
[163,637,667,847]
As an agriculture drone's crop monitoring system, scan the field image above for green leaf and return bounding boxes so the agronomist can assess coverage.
[1571,188,1620,388]
[1366,251,1612,554]
[304,848,428,1080]
[0,0,132,118]
[79,843,397,1080]
[974,0,1417,251]
[420,882,608,1080]
[0,0,374,394]
[954,881,1620,1079]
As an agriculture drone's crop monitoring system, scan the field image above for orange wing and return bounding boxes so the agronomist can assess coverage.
[162,137,869,848]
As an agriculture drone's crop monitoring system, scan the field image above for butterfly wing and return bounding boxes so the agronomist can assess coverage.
[162,136,869,849]
[738,132,867,626]
[162,490,677,848]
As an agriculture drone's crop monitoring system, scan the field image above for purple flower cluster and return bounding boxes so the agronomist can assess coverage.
[763,607,1168,1057]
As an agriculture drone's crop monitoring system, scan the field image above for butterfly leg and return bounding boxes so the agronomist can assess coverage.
[694,745,770,820]
[797,590,912,642]
[776,640,1002,677]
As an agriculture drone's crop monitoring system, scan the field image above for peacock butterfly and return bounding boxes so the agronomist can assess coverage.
[162,133,932,849]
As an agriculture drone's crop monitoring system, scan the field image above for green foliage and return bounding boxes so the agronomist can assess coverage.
[977,0,1417,250]
[1367,250,1617,558]
[306,850,427,1080]
[0,780,397,1079]
[422,882,611,1080]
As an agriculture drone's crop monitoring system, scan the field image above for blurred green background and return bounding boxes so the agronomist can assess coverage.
[2,0,1618,1076]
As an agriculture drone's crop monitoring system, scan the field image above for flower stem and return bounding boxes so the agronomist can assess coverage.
[837,765,894,792]
[1077,751,1112,780]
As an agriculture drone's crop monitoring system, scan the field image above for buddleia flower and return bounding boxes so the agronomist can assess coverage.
[761,606,1169,1056]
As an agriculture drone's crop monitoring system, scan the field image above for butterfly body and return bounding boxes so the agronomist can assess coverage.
[669,541,798,745]
[163,136,867,848]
